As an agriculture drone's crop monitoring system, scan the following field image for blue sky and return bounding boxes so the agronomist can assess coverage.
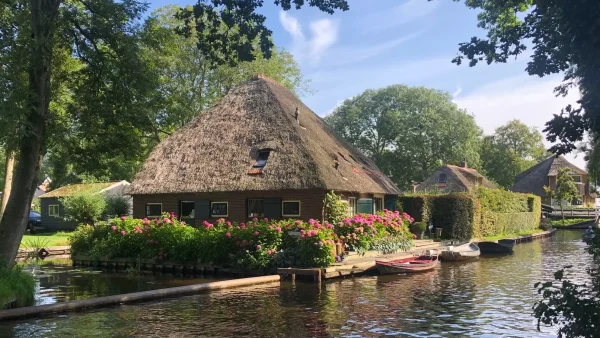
[147,0,585,169]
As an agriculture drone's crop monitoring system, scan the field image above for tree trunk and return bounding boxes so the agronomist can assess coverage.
[0,0,60,267]
[0,150,15,219]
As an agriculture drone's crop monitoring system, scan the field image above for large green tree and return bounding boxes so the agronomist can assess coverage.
[449,0,600,155]
[325,85,482,189]
[0,0,348,267]
[480,120,548,187]
[44,5,311,187]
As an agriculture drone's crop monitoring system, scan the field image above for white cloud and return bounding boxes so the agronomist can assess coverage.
[279,11,339,65]
[361,0,441,34]
[452,85,463,99]
[454,75,586,168]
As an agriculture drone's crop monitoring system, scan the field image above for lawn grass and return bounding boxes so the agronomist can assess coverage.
[0,264,35,309]
[550,218,594,227]
[478,228,546,242]
[20,231,71,248]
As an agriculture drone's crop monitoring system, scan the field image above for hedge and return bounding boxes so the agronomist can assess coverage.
[399,190,543,240]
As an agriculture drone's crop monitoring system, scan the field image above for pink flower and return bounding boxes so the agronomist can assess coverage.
[252,218,258,222]
[263,218,269,222]
[143,219,150,226]
[300,229,306,235]
[295,220,302,226]
[267,249,273,255]
[121,230,127,235]
[226,221,232,227]
[256,244,262,250]
[240,222,246,228]
[254,231,260,236]
[120,216,126,221]
[226,232,231,238]
[412,234,417,239]
[111,225,117,231]
[163,218,170,223]
[275,227,282,233]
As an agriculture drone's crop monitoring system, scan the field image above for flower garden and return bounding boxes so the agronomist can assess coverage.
[69,210,414,271]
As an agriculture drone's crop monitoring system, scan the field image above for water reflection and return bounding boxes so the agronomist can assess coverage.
[0,230,592,338]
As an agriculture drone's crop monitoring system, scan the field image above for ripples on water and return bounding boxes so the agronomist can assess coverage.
[0,230,592,338]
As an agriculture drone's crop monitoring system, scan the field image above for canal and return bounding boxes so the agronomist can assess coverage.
[0,230,592,337]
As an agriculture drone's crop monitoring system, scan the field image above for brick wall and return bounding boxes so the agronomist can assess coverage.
[132,189,328,223]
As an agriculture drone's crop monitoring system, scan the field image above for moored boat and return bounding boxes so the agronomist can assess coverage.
[440,243,480,261]
[376,250,440,275]
[477,239,515,254]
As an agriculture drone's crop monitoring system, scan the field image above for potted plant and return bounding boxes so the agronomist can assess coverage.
[410,222,427,240]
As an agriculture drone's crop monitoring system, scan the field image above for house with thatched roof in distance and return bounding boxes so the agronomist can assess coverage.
[40,181,130,230]
[128,75,400,223]
[511,155,591,206]
[415,160,497,193]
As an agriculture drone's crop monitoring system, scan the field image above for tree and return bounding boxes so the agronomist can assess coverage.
[544,168,580,225]
[449,0,600,155]
[480,120,548,187]
[61,192,106,225]
[0,0,348,267]
[43,4,312,187]
[325,85,482,189]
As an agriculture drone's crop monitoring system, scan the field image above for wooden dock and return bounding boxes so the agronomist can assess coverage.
[16,246,70,261]
[509,228,557,244]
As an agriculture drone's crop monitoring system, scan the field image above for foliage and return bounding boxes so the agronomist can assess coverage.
[550,218,594,227]
[528,195,542,228]
[21,232,70,248]
[0,264,35,309]
[325,84,482,189]
[545,168,581,225]
[410,222,427,234]
[480,120,548,187]
[104,195,130,218]
[397,196,433,223]
[371,234,413,255]
[533,229,600,337]
[450,0,600,155]
[60,192,107,225]
[476,187,531,213]
[323,191,348,225]
[430,194,480,241]
[479,211,536,238]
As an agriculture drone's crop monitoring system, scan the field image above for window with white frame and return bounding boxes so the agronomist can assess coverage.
[348,197,356,216]
[180,201,195,218]
[48,205,60,217]
[211,202,228,217]
[146,203,162,217]
[572,175,582,183]
[282,200,301,217]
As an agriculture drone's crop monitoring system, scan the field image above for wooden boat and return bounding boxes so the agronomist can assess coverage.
[376,250,439,275]
[477,239,515,254]
[440,243,480,261]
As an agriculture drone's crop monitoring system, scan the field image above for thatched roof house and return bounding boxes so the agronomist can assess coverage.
[129,75,399,222]
[415,161,496,193]
[511,155,591,205]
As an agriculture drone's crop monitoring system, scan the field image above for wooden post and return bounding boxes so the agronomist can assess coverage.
[314,270,321,283]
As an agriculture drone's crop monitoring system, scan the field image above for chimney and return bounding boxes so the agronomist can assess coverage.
[294,107,300,123]
[460,158,467,168]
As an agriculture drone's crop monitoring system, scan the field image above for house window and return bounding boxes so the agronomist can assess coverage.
[146,203,162,217]
[48,205,60,217]
[348,197,356,216]
[211,202,228,217]
[438,174,447,183]
[282,201,301,217]
[180,201,195,219]
[253,150,271,169]
[248,199,264,218]
[572,175,582,183]
[373,198,383,212]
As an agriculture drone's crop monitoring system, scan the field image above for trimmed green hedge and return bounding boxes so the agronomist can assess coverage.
[399,190,542,240]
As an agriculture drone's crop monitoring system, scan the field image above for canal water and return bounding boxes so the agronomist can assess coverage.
[0,230,592,337]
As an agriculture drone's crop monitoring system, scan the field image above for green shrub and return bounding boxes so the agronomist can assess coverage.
[104,195,131,218]
[61,192,106,225]
[371,234,413,254]
[398,196,432,223]
[476,187,530,213]
[409,222,427,234]
[528,194,542,227]
[323,191,348,225]
[0,264,35,309]
[430,194,479,241]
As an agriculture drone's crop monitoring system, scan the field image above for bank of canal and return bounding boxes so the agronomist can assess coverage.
[0,230,592,337]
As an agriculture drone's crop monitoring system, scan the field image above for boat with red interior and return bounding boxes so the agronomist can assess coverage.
[375,250,440,275]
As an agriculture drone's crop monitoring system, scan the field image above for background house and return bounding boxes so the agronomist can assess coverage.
[34,177,52,199]
[511,155,591,206]
[40,181,130,230]
[415,161,496,193]
[128,75,399,223]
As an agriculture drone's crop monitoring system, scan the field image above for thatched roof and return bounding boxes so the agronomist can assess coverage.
[40,182,114,198]
[416,164,496,193]
[512,155,588,196]
[129,75,399,195]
